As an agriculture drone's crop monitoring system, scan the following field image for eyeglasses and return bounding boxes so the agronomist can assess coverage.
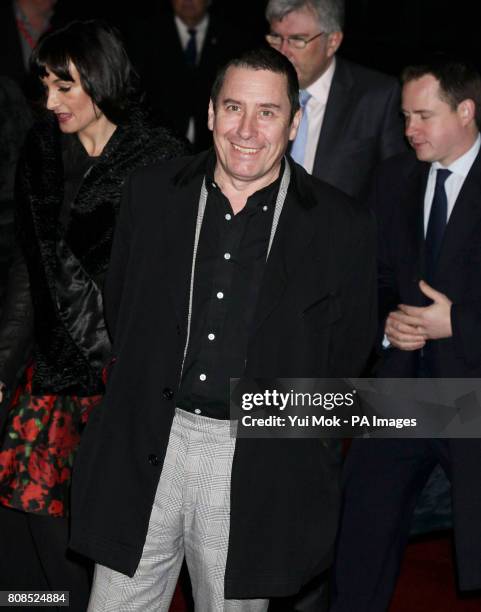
[265,31,325,50]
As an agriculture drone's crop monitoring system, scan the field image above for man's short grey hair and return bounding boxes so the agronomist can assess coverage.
[265,0,344,33]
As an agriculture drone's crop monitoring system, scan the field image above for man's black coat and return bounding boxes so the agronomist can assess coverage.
[70,152,376,598]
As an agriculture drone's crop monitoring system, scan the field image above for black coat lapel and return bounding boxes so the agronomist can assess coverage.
[199,14,217,67]
[165,154,208,327]
[405,162,430,282]
[437,150,481,269]
[312,59,353,178]
[23,117,63,248]
[250,164,322,336]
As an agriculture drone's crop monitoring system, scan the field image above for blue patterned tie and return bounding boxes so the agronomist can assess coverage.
[184,28,197,66]
[425,168,451,283]
[290,90,311,166]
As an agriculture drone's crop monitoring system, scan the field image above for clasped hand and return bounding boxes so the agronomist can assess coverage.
[385,280,453,351]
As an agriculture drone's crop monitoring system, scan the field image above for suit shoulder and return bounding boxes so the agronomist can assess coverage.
[128,153,197,186]
[368,150,424,219]
[299,167,371,226]
[304,171,353,205]
[338,58,400,92]
[374,149,421,180]
[144,125,190,156]
[294,160,354,203]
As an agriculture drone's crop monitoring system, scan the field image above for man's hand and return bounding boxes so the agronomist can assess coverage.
[396,280,453,340]
[385,308,427,351]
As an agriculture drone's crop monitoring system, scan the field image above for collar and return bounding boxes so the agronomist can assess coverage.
[431,133,481,178]
[174,13,209,36]
[205,150,285,210]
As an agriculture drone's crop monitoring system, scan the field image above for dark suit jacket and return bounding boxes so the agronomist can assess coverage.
[369,148,481,590]
[126,10,249,152]
[0,3,27,91]
[0,77,31,323]
[312,57,407,201]
[70,152,376,597]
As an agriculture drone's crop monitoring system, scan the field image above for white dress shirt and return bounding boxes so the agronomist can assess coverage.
[174,14,209,62]
[302,58,336,174]
[423,134,481,235]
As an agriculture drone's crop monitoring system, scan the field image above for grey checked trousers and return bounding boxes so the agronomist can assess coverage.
[87,408,268,612]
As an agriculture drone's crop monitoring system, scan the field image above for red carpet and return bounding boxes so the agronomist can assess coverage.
[170,587,188,612]
[390,532,481,611]
[169,532,481,611]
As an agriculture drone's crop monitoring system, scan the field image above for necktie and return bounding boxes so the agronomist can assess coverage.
[425,168,451,283]
[290,90,311,167]
[184,28,197,66]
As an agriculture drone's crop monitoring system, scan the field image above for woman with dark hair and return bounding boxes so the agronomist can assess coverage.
[0,19,187,609]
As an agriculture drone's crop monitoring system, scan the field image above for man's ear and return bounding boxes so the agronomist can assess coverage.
[288,108,302,141]
[326,31,343,58]
[457,99,475,126]
[208,99,215,132]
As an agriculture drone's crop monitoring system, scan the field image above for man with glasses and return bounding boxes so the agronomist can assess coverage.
[266,0,407,200]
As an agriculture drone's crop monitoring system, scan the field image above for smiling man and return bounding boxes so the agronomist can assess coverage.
[70,47,376,611]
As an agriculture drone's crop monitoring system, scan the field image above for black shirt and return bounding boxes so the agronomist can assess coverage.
[177,155,283,419]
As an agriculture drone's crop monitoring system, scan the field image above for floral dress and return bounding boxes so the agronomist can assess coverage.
[0,364,102,517]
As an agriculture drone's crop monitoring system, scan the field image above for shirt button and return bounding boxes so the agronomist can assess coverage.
[262,205,268,212]
[199,373,207,381]
[225,213,232,221]
[208,333,215,341]
[217,291,224,299]
[194,408,201,415]
[162,387,174,400]
[148,454,159,466]
[224,253,231,260]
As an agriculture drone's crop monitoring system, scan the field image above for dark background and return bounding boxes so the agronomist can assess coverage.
[52,0,481,76]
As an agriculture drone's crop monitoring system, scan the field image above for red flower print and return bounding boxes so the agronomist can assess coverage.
[28,447,56,488]
[20,482,45,511]
[12,415,22,433]
[59,467,70,483]
[23,418,41,443]
[48,411,74,444]
[80,396,101,424]
[12,416,40,443]
[0,364,103,518]
[48,500,64,516]
[31,395,55,413]
[0,448,16,479]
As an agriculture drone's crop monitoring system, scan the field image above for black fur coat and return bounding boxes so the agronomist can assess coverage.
[0,114,187,395]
